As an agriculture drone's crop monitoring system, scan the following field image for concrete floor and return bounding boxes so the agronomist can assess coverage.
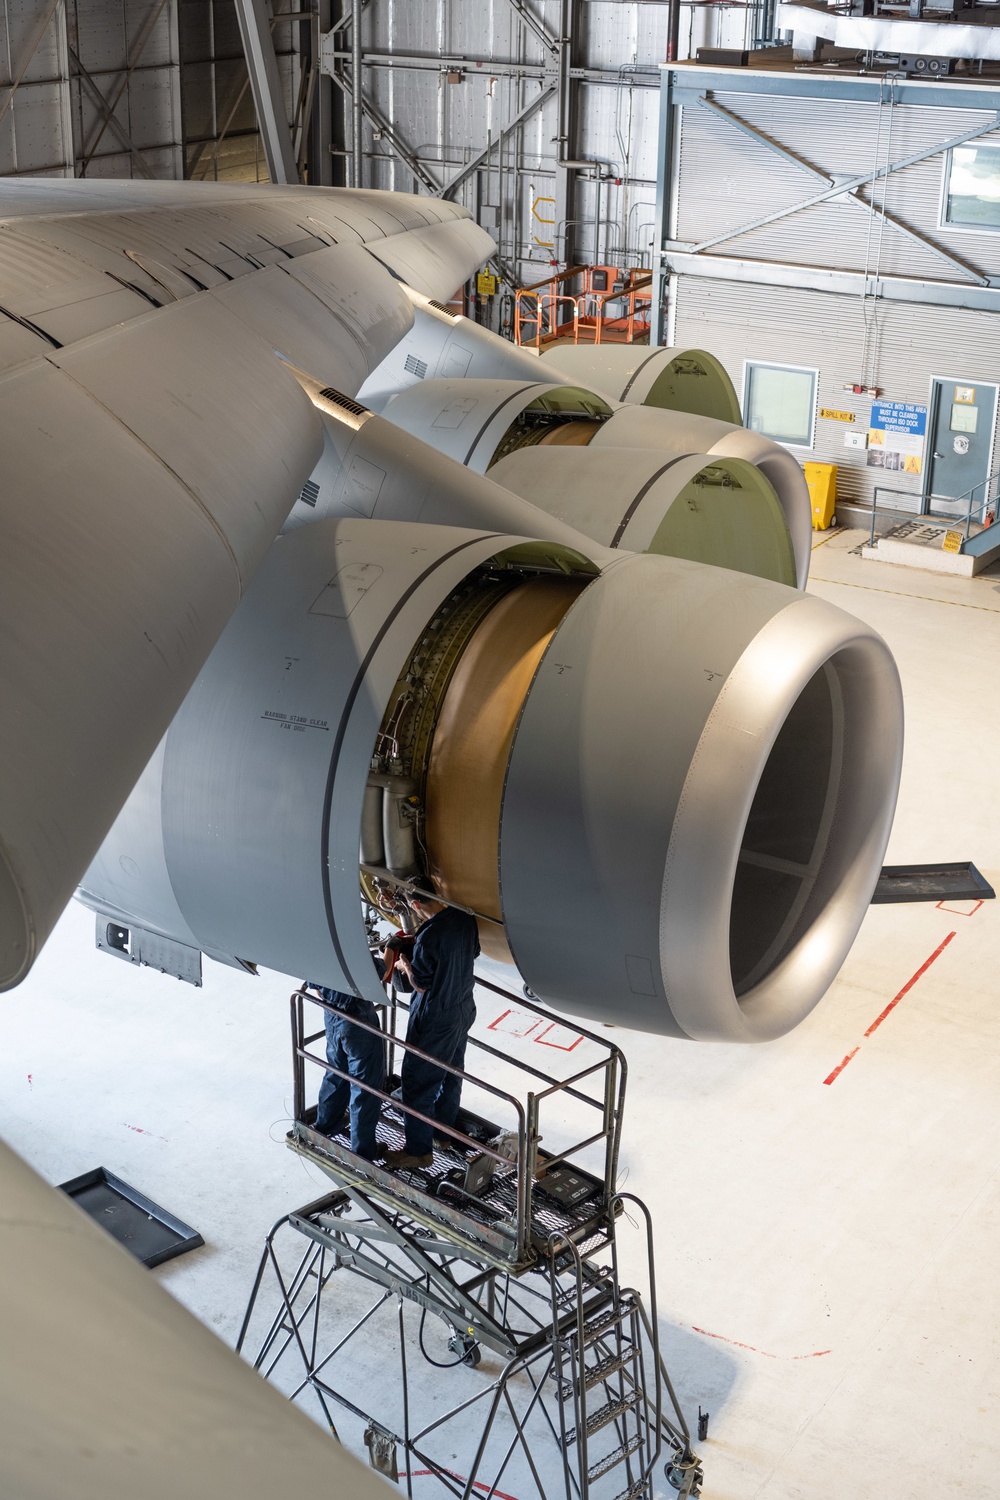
[2,527,999,1498]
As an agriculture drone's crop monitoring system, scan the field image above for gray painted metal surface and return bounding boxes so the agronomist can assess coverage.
[588,405,813,588]
[382,375,605,472]
[539,343,743,422]
[84,519,538,1005]
[500,553,902,1040]
[0,1137,394,1500]
[0,180,493,990]
[488,445,795,583]
[283,388,618,555]
[233,0,298,183]
[359,285,565,411]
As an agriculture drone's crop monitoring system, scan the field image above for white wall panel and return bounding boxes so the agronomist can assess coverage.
[673,274,1000,508]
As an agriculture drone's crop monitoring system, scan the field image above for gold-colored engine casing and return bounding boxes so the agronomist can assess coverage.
[424,577,584,959]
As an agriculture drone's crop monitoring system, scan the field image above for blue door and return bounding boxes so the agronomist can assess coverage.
[926,379,998,522]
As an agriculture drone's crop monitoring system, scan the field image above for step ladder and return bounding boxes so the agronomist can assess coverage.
[549,1204,701,1500]
[235,977,704,1500]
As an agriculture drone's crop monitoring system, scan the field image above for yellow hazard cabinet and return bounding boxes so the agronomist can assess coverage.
[804,462,837,530]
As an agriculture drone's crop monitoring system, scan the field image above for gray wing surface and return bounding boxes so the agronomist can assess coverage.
[0,1135,395,1500]
[0,181,494,989]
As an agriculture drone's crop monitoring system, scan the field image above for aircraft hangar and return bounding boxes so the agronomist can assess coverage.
[0,4,998,1499]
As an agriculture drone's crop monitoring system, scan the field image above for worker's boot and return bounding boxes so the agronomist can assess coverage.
[385,1149,433,1170]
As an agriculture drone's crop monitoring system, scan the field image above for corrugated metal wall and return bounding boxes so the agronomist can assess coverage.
[0,0,301,184]
[672,274,1000,508]
[350,0,666,286]
[675,92,1000,284]
[0,0,185,179]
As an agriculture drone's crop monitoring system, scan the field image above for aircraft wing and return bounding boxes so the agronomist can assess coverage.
[0,181,495,990]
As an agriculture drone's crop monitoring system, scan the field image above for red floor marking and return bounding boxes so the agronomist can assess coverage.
[123,1123,167,1141]
[489,1008,540,1038]
[936,898,984,918]
[824,930,958,1083]
[690,1326,831,1361]
[823,1048,859,1086]
[533,1021,583,1052]
[488,1008,540,1040]
[863,930,956,1038]
[410,1470,521,1500]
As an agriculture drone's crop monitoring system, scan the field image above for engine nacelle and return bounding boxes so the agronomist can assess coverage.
[357,286,562,412]
[539,344,743,424]
[488,446,796,586]
[80,515,902,1042]
[282,387,796,588]
[382,378,812,587]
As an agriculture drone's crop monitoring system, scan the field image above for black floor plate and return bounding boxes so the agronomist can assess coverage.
[59,1167,204,1267]
[872,861,995,905]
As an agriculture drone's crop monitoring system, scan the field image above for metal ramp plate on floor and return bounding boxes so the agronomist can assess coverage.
[872,861,995,905]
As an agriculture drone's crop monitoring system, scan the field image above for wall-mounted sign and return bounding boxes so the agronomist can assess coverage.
[476,271,498,297]
[950,403,978,434]
[866,400,927,475]
[954,386,975,404]
[820,408,855,422]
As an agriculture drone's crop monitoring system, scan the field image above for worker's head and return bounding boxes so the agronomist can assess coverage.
[409,890,444,921]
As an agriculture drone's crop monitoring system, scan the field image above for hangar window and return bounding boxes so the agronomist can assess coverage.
[743,361,817,449]
[943,143,1000,232]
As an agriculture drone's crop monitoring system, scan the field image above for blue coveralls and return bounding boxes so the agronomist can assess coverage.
[400,906,480,1157]
[312,987,385,1159]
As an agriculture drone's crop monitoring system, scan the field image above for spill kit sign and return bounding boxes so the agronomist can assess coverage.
[866,401,927,475]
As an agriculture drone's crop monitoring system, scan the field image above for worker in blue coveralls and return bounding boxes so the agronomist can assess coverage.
[385,892,480,1171]
[309,955,386,1162]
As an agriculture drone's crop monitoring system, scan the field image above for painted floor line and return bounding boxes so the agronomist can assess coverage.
[809,572,1000,614]
[822,1048,859,1086]
[823,931,957,1084]
[690,1325,832,1360]
[410,1470,521,1500]
[863,931,957,1038]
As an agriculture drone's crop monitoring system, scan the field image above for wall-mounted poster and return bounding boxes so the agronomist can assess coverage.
[866,401,927,474]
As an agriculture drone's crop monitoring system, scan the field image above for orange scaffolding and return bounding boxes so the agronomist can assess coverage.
[514,264,652,349]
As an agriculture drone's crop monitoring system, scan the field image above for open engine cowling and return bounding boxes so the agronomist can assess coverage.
[80,513,902,1042]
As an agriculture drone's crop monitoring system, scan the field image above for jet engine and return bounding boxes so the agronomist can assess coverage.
[381,377,812,587]
[282,385,796,588]
[81,508,902,1043]
[538,343,744,423]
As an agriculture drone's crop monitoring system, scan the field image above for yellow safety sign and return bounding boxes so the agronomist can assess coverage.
[476,271,498,297]
[943,530,964,554]
[819,408,855,423]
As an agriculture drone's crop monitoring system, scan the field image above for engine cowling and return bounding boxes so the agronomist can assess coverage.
[80,514,902,1041]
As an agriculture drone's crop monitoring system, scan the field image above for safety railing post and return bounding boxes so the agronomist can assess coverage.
[291,990,305,1123]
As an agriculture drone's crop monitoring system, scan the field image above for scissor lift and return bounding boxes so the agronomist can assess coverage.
[237,976,703,1500]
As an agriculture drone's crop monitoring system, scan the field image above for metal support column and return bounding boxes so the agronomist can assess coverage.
[351,0,363,188]
[652,70,676,346]
[234,0,298,184]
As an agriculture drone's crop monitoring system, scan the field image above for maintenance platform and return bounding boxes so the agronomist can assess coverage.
[238,973,704,1500]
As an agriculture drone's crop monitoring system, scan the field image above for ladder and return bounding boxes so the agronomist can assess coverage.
[235,977,704,1499]
[549,1202,701,1500]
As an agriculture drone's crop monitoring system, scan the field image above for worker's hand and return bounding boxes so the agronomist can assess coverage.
[396,954,413,981]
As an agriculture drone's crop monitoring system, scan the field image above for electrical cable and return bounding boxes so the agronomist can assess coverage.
[417,1307,477,1368]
